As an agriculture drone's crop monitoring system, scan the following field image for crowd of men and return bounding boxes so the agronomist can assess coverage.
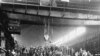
[75,48,93,56]
[6,45,93,56]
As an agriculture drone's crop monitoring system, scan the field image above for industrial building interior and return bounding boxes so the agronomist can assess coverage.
[0,0,100,56]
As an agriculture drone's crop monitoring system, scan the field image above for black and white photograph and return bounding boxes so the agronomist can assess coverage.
[0,0,100,56]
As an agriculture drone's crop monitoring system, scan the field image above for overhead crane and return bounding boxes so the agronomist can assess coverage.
[0,0,100,26]
[1,1,100,20]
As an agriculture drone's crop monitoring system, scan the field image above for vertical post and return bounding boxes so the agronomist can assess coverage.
[0,31,6,56]
[0,8,9,56]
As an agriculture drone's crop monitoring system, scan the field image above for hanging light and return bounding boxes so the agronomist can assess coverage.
[44,34,49,41]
